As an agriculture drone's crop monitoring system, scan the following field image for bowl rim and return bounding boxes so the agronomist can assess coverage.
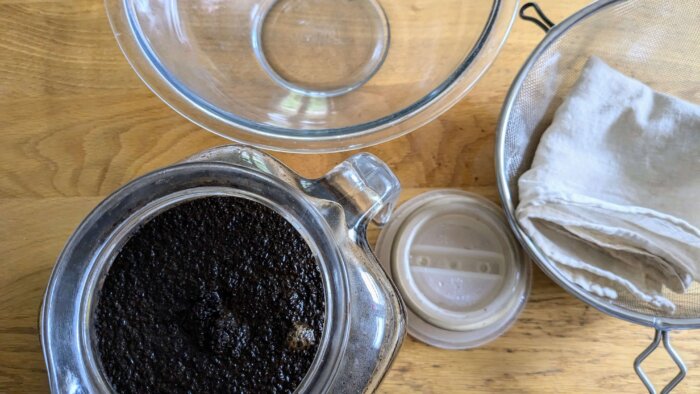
[104,0,519,153]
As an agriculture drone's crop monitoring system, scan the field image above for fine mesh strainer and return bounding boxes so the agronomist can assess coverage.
[496,1,700,392]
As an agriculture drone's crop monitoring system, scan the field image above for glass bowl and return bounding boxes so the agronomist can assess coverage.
[105,0,518,152]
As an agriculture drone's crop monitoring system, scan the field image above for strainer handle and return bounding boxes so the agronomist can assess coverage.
[633,329,687,393]
[519,2,555,33]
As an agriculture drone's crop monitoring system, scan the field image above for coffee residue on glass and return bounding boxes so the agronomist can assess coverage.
[95,196,325,393]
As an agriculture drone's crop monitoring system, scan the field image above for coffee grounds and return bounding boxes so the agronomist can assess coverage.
[95,196,325,393]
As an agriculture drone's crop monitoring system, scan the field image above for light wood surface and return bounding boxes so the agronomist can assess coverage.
[1,1,699,393]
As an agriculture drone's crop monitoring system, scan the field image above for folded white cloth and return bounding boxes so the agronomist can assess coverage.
[516,57,700,312]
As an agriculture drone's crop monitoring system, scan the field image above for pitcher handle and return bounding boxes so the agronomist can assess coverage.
[305,153,401,231]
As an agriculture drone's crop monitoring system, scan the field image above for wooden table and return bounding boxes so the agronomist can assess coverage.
[2,0,699,392]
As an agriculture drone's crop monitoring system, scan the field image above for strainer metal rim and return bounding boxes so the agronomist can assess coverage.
[495,0,700,330]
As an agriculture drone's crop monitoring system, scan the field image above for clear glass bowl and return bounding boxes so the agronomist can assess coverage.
[105,0,518,152]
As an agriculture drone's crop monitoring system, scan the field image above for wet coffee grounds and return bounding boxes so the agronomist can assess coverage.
[95,196,325,394]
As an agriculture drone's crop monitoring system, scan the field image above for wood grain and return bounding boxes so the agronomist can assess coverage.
[2,0,700,393]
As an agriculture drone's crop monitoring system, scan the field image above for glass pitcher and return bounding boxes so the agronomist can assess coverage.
[41,145,406,393]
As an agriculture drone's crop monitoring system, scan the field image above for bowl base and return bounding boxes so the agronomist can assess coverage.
[253,0,389,97]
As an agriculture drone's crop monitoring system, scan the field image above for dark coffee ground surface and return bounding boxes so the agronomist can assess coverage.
[95,196,325,394]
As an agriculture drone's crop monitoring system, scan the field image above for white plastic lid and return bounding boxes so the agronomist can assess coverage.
[375,190,530,349]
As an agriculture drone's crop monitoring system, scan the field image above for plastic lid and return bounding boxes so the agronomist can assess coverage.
[375,190,530,349]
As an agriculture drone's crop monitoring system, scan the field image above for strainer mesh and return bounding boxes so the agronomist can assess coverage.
[503,0,700,321]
